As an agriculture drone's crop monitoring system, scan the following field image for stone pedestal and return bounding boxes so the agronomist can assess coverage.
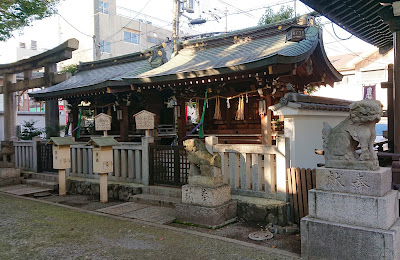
[176,168,237,228]
[0,168,20,187]
[301,167,400,260]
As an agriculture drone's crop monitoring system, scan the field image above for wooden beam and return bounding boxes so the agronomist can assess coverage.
[0,38,79,74]
[394,31,400,153]
[0,72,71,94]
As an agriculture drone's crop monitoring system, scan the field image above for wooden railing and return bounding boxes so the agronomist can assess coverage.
[205,136,288,200]
[70,137,152,185]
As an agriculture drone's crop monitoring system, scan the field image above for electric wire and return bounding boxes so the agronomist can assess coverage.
[331,23,352,41]
[58,13,93,38]
[102,0,153,41]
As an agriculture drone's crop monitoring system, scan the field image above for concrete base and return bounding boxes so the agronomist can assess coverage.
[0,168,20,187]
[182,184,230,207]
[325,160,379,171]
[301,217,400,260]
[316,167,391,196]
[188,175,223,187]
[176,200,237,228]
[308,189,398,230]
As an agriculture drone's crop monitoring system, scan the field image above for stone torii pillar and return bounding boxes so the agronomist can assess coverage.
[2,74,17,140]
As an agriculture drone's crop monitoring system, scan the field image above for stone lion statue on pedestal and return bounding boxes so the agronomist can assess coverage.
[183,139,221,177]
[323,99,382,171]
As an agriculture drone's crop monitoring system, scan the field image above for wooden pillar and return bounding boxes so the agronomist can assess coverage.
[44,64,60,138]
[3,74,17,140]
[119,105,129,142]
[99,173,108,203]
[394,31,400,153]
[177,97,186,144]
[71,105,79,138]
[261,95,272,145]
[382,64,394,152]
[58,169,66,196]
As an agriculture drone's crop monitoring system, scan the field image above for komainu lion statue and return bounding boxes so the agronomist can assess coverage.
[323,99,382,171]
[183,139,221,177]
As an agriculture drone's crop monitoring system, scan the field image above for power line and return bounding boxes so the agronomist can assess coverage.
[226,0,295,17]
[103,0,153,41]
[216,0,255,19]
[322,24,391,65]
[58,13,93,38]
[331,23,352,41]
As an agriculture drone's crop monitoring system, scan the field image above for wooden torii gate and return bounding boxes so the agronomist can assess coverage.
[0,39,79,141]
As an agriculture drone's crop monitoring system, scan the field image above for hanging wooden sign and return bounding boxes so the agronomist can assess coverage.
[94,113,112,131]
[133,110,156,130]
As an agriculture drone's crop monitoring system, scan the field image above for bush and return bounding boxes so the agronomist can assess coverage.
[18,120,43,140]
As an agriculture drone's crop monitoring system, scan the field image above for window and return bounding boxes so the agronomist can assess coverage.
[124,31,139,44]
[99,1,109,14]
[31,40,37,50]
[100,40,110,53]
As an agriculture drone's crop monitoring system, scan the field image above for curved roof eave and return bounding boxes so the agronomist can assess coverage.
[124,33,325,85]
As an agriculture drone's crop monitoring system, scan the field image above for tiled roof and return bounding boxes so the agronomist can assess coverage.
[270,93,352,112]
[46,137,76,146]
[29,52,152,100]
[87,137,120,147]
[124,19,321,84]
[300,0,393,50]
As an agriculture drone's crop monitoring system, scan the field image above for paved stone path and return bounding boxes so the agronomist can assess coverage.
[96,202,176,224]
[0,184,52,196]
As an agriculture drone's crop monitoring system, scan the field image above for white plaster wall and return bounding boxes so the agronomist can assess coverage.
[0,112,46,141]
[0,95,3,111]
[273,107,348,169]
[284,114,347,169]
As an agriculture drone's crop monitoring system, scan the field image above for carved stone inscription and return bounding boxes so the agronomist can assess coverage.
[317,168,391,198]
[95,113,112,131]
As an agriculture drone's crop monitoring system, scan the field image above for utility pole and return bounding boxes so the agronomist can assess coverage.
[173,0,180,54]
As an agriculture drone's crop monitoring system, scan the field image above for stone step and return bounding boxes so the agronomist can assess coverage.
[129,194,181,208]
[21,179,58,191]
[26,172,59,182]
[141,186,182,198]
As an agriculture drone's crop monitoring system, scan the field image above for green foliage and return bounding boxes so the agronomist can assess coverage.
[258,5,294,25]
[305,85,320,95]
[0,0,59,41]
[60,64,78,75]
[18,120,43,140]
[45,125,60,139]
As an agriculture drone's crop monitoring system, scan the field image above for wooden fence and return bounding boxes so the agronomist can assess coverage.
[287,167,316,224]
[207,136,288,200]
[13,137,42,172]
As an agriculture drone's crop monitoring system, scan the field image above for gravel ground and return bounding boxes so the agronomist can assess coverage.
[0,193,300,260]
[170,222,301,254]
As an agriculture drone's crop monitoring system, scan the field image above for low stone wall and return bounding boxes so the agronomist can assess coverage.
[234,196,288,226]
[66,179,142,201]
